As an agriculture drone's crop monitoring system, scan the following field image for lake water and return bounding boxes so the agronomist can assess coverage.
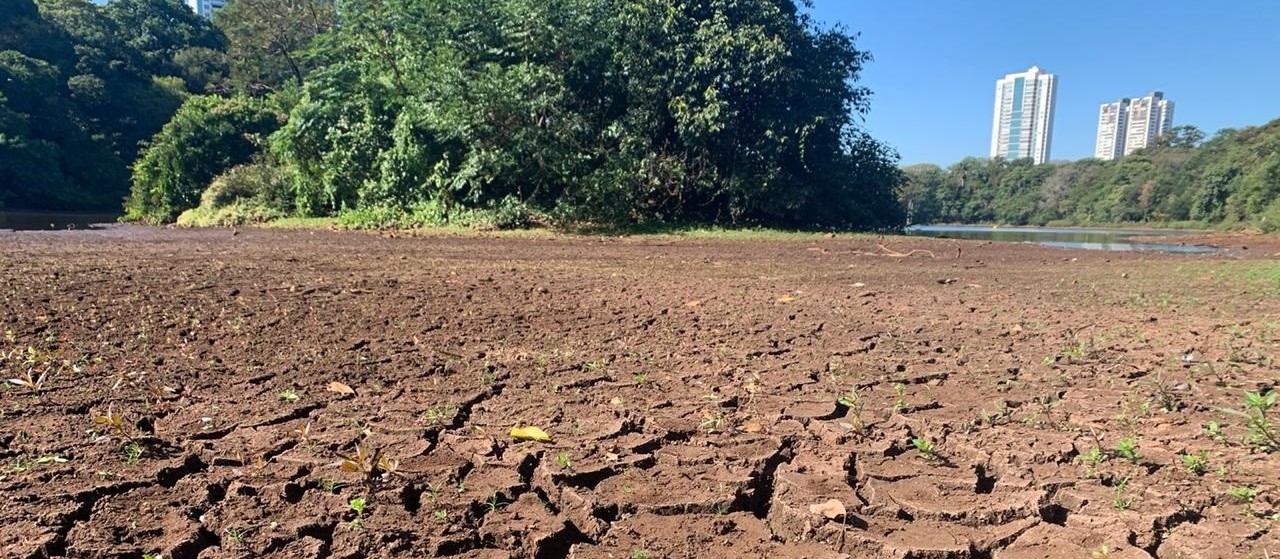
[0,211,120,231]
[904,225,1220,254]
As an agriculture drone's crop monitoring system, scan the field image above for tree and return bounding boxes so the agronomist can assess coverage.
[214,0,336,92]
[102,0,226,79]
[274,0,904,229]
[125,95,283,223]
[1157,125,1206,149]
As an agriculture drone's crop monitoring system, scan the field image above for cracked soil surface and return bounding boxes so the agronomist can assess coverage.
[1,226,1278,559]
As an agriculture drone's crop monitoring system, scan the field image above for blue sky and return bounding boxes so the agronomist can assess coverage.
[805,1,1280,165]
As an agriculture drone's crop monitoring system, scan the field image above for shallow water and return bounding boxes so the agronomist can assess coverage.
[0,212,120,231]
[905,224,1219,254]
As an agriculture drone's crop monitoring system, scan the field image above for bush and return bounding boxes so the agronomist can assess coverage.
[1257,199,1280,233]
[125,95,282,224]
[174,162,292,227]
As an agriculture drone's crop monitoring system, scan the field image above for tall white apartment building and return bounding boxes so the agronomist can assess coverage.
[990,66,1058,164]
[185,0,226,18]
[1124,92,1174,156]
[1094,92,1175,160]
[1094,99,1130,160]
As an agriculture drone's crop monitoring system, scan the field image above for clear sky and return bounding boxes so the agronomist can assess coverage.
[804,1,1280,166]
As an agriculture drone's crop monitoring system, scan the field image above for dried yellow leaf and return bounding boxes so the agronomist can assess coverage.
[509,426,553,443]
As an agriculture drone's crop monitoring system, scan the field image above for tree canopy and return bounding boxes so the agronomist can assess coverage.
[253,0,904,229]
[0,0,224,210]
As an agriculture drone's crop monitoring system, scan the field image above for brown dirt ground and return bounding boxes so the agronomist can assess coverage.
[2,226,1279,559]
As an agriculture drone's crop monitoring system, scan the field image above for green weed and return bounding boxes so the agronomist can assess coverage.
[1180,451,1209,475]
[1111,478,1133,510]
[892,383,907,413]
[911,437,938,461]
[554,452,572,470]
[1113,437,1141,463]
[348,496,367,528]
[1242,390,1278,452]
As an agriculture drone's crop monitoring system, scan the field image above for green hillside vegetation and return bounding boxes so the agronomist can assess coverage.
[0,0,227,210]
[902,122,1280,231]
[123,0,905,230]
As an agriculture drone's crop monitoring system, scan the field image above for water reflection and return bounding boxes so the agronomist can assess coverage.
[0,212,120,231]
[905,225,1218,254]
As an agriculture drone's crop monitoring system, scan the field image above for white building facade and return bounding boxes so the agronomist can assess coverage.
[1093,92,1175,160]
[990,66,1058,165]
[1094,99,1129,160]
[185,0,227,18]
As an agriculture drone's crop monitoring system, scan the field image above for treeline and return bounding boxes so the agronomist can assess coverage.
[0,0,227,210]
[121,0,905,230]
[902,122,1280,231]
[0,0,907,229]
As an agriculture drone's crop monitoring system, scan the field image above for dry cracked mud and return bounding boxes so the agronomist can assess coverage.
[1,226,1278,558]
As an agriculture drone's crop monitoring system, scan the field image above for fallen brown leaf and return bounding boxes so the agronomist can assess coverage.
[327,381,355,396]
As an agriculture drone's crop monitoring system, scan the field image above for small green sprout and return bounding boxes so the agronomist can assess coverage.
[1081,446,1106,468]
[1204,421,1224,443]
[633,374,648,386]
[1227,486,1258,504]
[433,509,448,522]
[424,402,458,426]
[629,550,652,559]
[979,400,1009,426]
[1241,390,1278,452]
[224,527,246,545]
[121,442,143,465]
[1113,437,1141,463]
[911,437,938,461]
[93,404,136,443]
[554,452,572,470]
[348,496,367,528]
[837,387,866,431]
[1179,451,1208,475]
[277,389,299,402]
[1111,478,1132,510]
[892,383,907,413]
[487,493,507,512]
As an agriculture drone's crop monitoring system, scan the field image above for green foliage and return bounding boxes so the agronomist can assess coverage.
[126,95,283,223]
[1179,451,1208,475]
[213,0,336,93]
[903,121,1280,229]
[0,0,224,211]
[910,437,937,461]
[348,495,367,528]
[1113,437,1141,463]
[269,0,903,229]
[1242,390,1278,452]
[175,162,293,226]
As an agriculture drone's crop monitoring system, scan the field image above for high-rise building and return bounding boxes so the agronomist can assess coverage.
[1124,92,1174,156]
[1093,92,1175,160]
[1094,99,1129,160]
[990,66,1058,164]
[185,0,226,18]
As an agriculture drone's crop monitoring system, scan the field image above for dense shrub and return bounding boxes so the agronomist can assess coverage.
[271,0,904,230]
[125,95,282,223]
[175,162,293,227]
